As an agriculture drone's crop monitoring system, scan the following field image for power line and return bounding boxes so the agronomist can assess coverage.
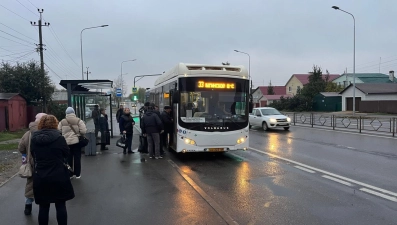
[0,3,30,21]
[4,50,36,63]
[0,22,37,42]
[25,0,38,9]
[0,29,35,45]
[44,63,63,80]
[0,35,35,48]
[15,0,38,16]
[48,26,80,67]
[0,50,34,57]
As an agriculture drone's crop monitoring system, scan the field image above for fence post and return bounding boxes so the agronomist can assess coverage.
[332,115,335,130]
[359,116,362,133]
[390,118,392,133]
[393,118,395,137]
[311,113,314,128]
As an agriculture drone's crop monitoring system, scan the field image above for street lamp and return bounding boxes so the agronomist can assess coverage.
[80,25,109,80]
[332,6,356,115]
[121,59,137,97]
[234,49,252,100]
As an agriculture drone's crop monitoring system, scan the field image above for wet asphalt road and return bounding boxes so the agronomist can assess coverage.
[1,122,397,224]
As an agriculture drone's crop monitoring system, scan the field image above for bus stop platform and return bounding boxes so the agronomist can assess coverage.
[0,126,226,225]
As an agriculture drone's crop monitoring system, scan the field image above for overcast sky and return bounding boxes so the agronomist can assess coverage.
[1,0,397,94]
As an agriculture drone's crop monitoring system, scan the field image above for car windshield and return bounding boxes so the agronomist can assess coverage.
[261,108,282,115]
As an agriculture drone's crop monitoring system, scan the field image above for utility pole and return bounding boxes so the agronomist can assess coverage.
[31,9,49,112]
[86,67,91,80]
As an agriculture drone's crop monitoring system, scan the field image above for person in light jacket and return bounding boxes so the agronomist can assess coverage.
[58,107,87,179]
[18,112,46,215]
[31,115,75,225]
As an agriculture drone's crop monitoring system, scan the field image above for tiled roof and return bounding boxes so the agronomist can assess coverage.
[341,73,396,83]
[293,74,340,85]
[258,86,286,95]
[340,83,397,95]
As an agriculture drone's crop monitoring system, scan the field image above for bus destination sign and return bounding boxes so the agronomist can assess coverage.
[197,81,235,89]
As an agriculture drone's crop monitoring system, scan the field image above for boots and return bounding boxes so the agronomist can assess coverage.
[24,204,32,215]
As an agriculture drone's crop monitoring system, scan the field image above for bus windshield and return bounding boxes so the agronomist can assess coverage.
[178,77,249,131]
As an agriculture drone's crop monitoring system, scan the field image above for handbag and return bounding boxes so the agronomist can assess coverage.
[18,133,32,178]
[66,118,89,147]
[116,134,126,148]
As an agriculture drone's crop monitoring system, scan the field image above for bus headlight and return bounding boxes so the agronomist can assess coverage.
[237,137,245,144]
[287,117,291,122]
[269,118,277,123]
[184,138,196,145]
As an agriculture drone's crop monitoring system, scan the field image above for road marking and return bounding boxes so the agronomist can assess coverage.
[168,160,239,225]
[249,147,397,199]
[294,166,315,173]
[360,188,397,202]
[292,125,396,140]
[322,175,352,186]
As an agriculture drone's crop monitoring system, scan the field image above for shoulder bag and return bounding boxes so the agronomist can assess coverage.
[18,132,32,178]
[66,118,89,147]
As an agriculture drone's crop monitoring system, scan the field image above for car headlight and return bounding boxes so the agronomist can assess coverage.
[237,137,246,144]
[184,138,196,145]
[269,118,277,123]
[287,117,291,122]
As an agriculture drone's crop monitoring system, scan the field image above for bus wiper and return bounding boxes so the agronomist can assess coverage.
[223,116,244,129]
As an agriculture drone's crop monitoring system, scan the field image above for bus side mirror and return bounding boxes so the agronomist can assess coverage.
[172,90,180,103]
[249,102,253,113]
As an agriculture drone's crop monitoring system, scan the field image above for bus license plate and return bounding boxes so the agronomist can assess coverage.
[209,148,224,152]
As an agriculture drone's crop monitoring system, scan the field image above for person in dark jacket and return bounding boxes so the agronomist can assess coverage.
[116,105,124,135]
[119,107,135,154]
[142,106,164,159]
[31,115,75,225]
[160,106,173,151]
[99,108,109,150]
[91,105,100,138]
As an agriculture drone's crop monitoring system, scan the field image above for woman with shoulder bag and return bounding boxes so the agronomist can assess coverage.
[58,107,87,179]
[31,115,75,225]
[18,113,47,215]
[99,108,110,150]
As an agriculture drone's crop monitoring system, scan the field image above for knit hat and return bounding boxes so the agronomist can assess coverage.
[65,107,75,114]
[35,113,47,122]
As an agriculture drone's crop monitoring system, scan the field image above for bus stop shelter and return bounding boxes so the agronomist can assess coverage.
[59,79,115,137]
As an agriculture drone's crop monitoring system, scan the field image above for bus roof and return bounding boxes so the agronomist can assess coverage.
[154,63,248,87]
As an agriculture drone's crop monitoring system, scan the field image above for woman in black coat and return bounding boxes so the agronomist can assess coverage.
[99,108,110,150]
[31,115,74,225]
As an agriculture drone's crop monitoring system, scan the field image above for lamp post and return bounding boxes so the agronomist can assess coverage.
[80,25,109,80]
[234,49,252,101]
[121,59,137,98]
[332,6,356,115]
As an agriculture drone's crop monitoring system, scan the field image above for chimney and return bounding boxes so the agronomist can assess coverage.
[389,70,395,82]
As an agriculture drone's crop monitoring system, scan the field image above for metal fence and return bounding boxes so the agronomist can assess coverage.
[283,112,397,137]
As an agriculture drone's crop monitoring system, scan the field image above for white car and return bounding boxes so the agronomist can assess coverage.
[249,107,291,131]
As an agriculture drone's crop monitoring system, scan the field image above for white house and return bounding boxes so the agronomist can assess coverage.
[339,83,397,111]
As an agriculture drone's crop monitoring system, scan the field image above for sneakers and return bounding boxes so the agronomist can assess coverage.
[127,151,134,154]
[75,175,81,179]
[149,156,153,159]
[155,156,163,159]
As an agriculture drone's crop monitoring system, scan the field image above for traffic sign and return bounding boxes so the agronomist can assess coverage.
[132,87,137,93]
[116,88,122,97]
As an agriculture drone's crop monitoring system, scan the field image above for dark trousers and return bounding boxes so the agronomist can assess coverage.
[94,123,99,138]
[68,143,81,177]
[161,132,173,148]
[118,122,123,134]
[38,201,67,225]
[123,133,133,152]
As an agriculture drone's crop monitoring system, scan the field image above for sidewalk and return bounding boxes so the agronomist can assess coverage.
[0,115,225,224]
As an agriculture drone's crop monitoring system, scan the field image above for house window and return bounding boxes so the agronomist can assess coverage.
[288,86,292,92]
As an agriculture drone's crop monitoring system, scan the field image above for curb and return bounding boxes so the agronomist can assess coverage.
[0,172,19,188]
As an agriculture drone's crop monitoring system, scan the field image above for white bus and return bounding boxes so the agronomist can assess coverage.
[148,63,250,153]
